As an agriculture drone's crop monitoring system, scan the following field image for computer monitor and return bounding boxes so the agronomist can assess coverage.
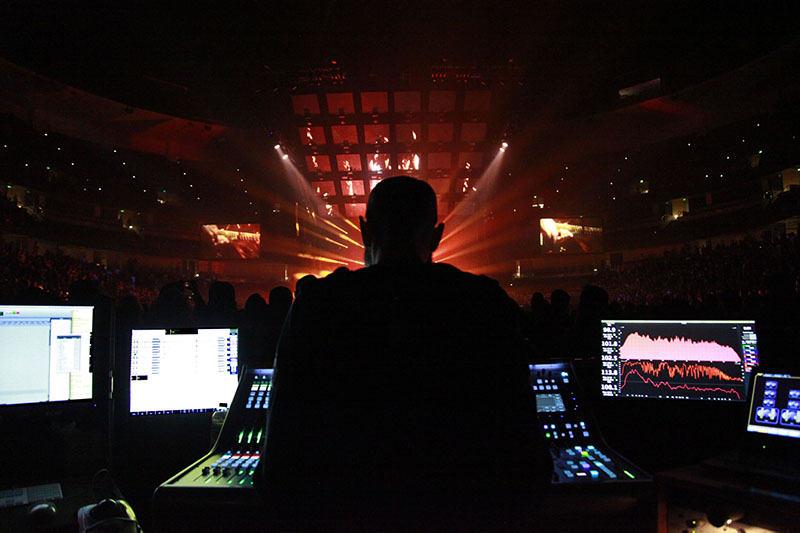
[129,327,239,416]
[600,319,759,402]
[0,305,94,406]
[747,373,800,439]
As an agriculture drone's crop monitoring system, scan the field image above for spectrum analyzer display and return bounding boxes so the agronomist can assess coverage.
[601,320,759,401]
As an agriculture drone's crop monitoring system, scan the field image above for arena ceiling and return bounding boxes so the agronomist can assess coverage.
[1,1,799,234]
[2,2,797,127]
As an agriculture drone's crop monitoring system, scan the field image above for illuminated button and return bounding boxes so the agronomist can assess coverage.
[565,423,572,429]
[564,471,574,479]
[590,470,599,479]
[594,461,617,479]
[583,431,590,437]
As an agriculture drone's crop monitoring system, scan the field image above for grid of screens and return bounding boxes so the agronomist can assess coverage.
[0,305,94,406]
[129,328,239,416]
[601,320,759,402]
[747,374,800,439]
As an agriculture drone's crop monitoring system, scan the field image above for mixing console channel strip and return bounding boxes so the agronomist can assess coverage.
[530,363,650,484]
[153,368,272,514]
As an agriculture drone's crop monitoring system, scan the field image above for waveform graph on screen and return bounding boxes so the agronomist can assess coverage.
[618,330,746,401]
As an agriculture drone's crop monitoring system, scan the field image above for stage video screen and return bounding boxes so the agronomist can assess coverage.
[201,223,261,259]
[601,320,759,402]
[747,374,800,439]
[129,328,239,416]
[540,217,603,254]
[0,305,94,405]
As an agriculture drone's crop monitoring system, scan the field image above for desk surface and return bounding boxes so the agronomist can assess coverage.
[657,464,800,532]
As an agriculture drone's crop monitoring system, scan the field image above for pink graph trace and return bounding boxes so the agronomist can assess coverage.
[619,332,741,363]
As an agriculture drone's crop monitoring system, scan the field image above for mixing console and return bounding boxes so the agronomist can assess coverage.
[154,368,272,501]
[154,363,650,530]
[530,363,650,485]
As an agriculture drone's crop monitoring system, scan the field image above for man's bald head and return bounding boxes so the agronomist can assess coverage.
[360,176,444,266]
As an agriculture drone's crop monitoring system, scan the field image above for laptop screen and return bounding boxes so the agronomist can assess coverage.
[601,320,759,401]
[129,327,239,416]
[747,373,800,439]
[0,305,94,406]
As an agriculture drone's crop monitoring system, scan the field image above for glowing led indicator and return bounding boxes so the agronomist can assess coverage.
[623,470,635,479]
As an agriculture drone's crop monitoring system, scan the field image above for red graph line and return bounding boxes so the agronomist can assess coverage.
[621,360,743,383]
[619,332,740,362]
[621,369,742,399]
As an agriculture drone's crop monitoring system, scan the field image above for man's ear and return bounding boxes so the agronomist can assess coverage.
[430,222,444,252]
[359,216,371,247]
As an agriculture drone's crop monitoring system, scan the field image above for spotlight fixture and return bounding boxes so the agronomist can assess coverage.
[274,144,281,150]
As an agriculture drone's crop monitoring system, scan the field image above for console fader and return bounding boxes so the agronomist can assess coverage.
[530,363,650,485]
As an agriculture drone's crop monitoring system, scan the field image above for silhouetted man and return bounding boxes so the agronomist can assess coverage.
[258,176,547,527]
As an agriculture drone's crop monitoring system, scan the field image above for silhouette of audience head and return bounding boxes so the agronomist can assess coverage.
[244,293,268,317]
[551,289,570,314]
[152,281,192,323]
[530,292,548,316]
[208,281,236,314]
[577,284,609,323]
[359,176,444,266]
[268,286,292,317]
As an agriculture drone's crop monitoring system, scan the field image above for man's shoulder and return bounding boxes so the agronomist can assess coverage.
[306,263,502,290]
[295,264,514,314]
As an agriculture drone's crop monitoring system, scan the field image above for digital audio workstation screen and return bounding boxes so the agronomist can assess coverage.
[130,328,239,416]
[601,320,759,402]
[747,374,800,439]
[0,305,94,405]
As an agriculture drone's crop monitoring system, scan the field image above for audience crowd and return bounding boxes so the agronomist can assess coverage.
[1,230,799,365]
